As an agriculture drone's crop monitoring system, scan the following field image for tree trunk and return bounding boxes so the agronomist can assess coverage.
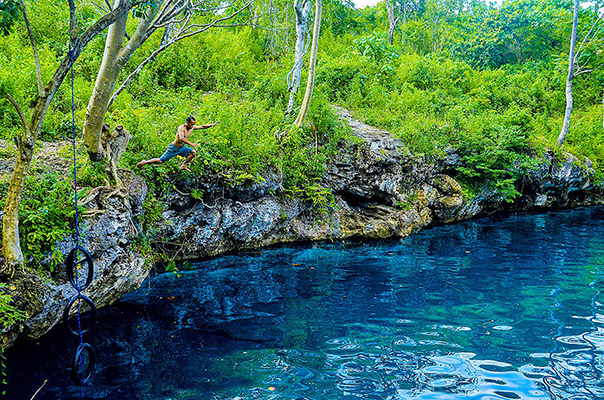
[83,1,129,161]
[3,95,55,270]
[84,0,159,161]
[2,134,35,267]
[103,124,132,186]
[294,0,321,128]
[286,0,311,115]
[557,0,579,147]
[386,0,396,45]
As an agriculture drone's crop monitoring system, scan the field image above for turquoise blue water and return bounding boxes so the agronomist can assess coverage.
[5,207,604,399]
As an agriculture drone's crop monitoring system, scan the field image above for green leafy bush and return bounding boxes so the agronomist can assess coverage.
[19,173,83,271]
[0,285,25,329]
[354,33,399,65]
[455,122,532,202]
[317,55,368,103]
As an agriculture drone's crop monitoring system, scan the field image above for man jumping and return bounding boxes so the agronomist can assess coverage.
[136,116,219,171]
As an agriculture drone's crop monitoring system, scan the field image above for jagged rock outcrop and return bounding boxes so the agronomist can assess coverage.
[152,107,603,261]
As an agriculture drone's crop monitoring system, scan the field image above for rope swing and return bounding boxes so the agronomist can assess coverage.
[63,43,97,393]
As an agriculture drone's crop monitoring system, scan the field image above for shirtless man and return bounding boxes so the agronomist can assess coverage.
[136,116,219,171]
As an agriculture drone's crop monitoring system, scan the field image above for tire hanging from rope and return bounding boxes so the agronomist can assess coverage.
[63,42,97,393]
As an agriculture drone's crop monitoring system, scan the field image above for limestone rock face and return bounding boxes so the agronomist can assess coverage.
[423,174,465,223]
[1,171,148,349]
[150,107,603,262]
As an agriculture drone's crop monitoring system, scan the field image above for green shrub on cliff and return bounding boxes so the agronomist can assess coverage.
[315,41,604,197]
[18,174,82,271]
[0,285,25,329]
[118,81,349,209]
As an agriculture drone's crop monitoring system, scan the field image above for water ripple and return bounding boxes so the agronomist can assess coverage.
[5,206,604,400]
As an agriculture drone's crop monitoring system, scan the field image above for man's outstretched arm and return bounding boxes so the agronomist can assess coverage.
[194,121,220,130]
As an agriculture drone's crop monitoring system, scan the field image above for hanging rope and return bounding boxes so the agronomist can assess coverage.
[63,43,97,395]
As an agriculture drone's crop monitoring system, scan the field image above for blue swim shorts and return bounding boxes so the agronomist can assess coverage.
[159,143,193,163]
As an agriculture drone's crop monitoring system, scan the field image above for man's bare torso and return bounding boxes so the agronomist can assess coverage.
[172,124,193,147]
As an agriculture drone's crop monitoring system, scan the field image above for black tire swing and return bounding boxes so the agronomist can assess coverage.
[63,45,97,388]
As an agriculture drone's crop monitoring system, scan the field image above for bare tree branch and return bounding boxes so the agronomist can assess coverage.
[165,0,193,21]
[575,69,593,76]
[575,55,592,75]
[68,0,77,45]
[153,13,190,29]
[5,93,28,132]
[153,0,173,19]
[19,0,45,97]
[154,0,190,26]
[108,1,252,108]
[574,15,604,62]
[90,0,104,12]
[572,16,604,77]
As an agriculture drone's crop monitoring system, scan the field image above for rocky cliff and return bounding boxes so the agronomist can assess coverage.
[152,107,603,260]
[1,107,602,349]
[0,171,148,350]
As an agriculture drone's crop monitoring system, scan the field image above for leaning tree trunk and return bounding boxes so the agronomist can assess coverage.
[4,94,68,268]
[83,0,158,161]
[286,0,311,115]
[2,130,35,267]
[83,2,129,161]
[293,0,321,127]
[557,0,579,147]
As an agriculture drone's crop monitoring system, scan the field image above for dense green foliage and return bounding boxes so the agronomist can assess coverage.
[1,0,604,270]
[18,174,79,271]
[0,170,85,272]
[0,0,20,36]
[0,284,25,329]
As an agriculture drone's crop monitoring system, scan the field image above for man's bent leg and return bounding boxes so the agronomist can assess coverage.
[180,150,197,171]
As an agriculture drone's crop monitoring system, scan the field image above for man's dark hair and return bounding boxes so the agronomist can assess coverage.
[186,116,196,123]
